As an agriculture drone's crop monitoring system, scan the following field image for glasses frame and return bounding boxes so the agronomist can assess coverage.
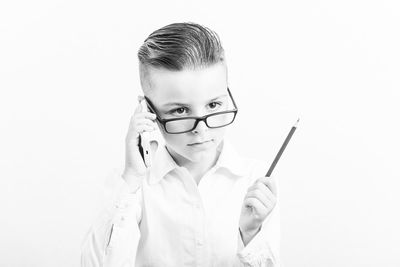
[144,87,238,134]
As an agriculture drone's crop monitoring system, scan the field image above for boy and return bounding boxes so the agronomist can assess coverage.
[81,22,280,267]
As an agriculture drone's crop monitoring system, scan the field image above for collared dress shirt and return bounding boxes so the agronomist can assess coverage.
[81,140,280,267]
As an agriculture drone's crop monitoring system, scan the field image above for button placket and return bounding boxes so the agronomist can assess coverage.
[192,199,205,267]
[179,167,207,265]
[196,238,203,246]
[194,202,201,209]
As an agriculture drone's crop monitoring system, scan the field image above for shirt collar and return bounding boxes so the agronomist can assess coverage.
[148,139,246,185]
[148,144,179,185]
[214,139,247,177]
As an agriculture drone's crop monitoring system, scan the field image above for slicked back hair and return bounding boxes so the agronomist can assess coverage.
[138,22,226,90]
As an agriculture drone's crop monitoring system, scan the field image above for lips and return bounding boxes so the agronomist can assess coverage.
[187,140,212,146]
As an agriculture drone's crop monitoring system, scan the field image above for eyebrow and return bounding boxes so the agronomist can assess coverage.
[161,94,228,108]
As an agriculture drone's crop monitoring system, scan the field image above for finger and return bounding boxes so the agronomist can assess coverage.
[258,189,276,209]
[137,95,145,103]
[134,103,141,114]
[264,187,277,204]
[150,140,158,154]
[247,182,263,192]
[254,177,277,197]
[245,189,272,210]
[133,100,152,115]
[243,197,269,215]
[135,119,157,128]
[128,117,156,133]
[126,124,156,143]
[247,181,271,194]
[134,112,157,121]
[134,125,157,134]
[248,182,276,204]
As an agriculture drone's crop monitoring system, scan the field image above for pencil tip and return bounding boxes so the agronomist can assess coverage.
[294,118,300,127]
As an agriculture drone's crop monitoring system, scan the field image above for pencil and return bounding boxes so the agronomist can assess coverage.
[265,118,300,177]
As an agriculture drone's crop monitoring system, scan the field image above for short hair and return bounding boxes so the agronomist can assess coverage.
[138,22,225,90]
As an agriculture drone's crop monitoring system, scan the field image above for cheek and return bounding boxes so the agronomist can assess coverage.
[213,127,227,140]
[159,125,228,152]
[164,135,184,146]
[160,130,189,149]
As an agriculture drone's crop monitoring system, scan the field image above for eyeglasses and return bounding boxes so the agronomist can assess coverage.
[144,87,238,134]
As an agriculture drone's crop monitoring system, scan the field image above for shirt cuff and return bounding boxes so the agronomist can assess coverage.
[103,171,143,266]
[236,217,277,266]
[99,168,144,232]
[102,169,143,208]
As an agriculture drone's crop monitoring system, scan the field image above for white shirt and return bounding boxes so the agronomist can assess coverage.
[81,140,280,267]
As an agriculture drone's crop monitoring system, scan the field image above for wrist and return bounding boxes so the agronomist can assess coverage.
[123,166,146,178]
[122,168,145,190]
[239,225,261,246]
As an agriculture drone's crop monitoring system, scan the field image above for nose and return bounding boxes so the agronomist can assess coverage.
[192,120,208,134]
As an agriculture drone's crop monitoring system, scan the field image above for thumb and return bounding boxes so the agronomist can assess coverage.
[137,95,145,112]
[149,140,158,166]
[150,140,158,154]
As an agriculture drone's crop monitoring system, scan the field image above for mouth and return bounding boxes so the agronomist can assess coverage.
[187,139,213,146]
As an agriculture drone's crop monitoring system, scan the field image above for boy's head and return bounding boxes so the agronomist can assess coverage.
[138,22,226,95]
[137,22,235,164]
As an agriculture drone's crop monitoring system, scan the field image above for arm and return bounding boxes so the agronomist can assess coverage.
[81,172,143,267]
[236,198,281,266]
[235,170,281,267]
[81,96,156,266]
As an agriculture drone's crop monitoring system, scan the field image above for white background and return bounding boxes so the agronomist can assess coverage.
[1,0,399,266]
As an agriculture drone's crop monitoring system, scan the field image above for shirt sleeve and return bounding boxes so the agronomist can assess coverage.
[236,197,281,267]
[81,170,143,267]
[235,159,281,267]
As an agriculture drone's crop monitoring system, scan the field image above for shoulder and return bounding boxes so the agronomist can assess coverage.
[225,141,279,189]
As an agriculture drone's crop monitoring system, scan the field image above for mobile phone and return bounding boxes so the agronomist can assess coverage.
[139,98,152,168]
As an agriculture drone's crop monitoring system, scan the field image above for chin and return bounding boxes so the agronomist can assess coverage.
[185,149,214,162]
[165,135,225,165]
[184,139,222,161]
[166,143,213,164]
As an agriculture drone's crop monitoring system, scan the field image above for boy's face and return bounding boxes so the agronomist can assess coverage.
[144,63,231,164]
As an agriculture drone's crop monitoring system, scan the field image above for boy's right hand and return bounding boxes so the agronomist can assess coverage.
[122,97,157,187]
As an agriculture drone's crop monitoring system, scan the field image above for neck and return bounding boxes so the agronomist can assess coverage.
[167,142,223,184]
[185,152,219,183]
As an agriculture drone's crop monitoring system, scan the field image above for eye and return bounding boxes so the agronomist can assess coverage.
[208,101,222,110]
[175,107,186,114]
[168,107,188,116]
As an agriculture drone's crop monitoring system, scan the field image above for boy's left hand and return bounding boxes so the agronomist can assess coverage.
[239,176,277,244]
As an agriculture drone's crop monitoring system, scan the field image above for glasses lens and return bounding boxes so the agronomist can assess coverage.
[165,119,197,133]
[206,112,236,128]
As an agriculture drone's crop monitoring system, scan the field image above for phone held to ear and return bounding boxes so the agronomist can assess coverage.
[138,97,163,168]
